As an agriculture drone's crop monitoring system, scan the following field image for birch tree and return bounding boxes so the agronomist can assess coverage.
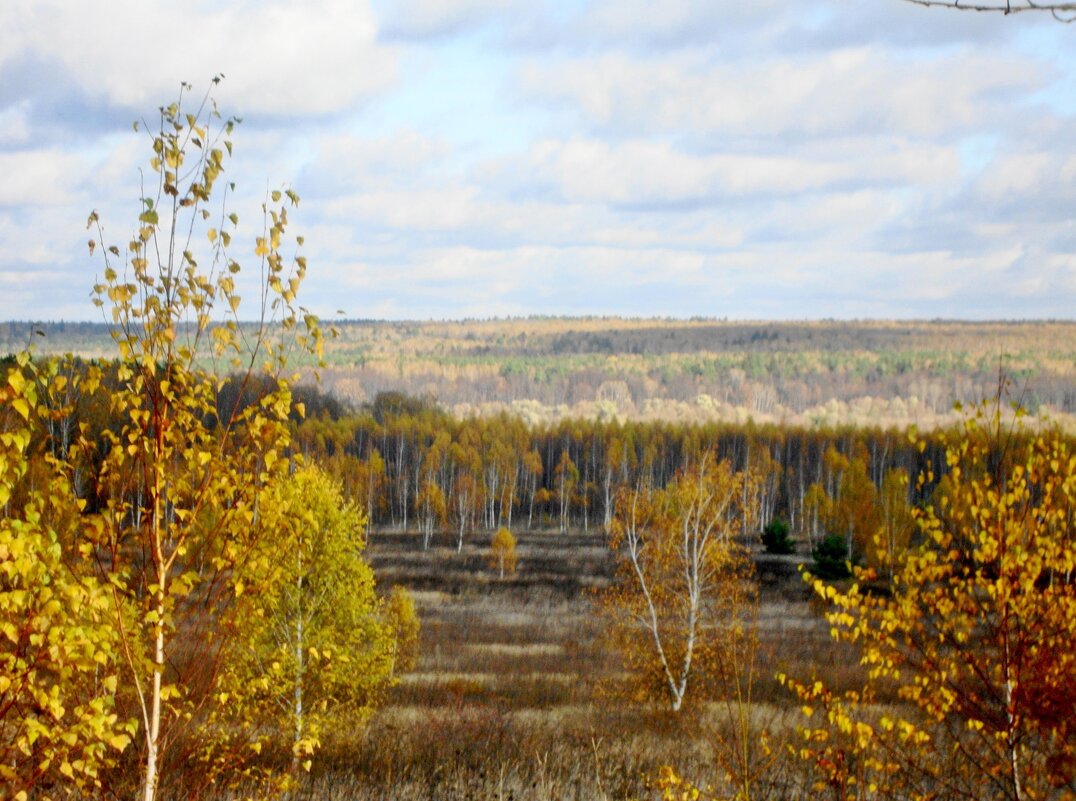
[83,80,323,801]
[216,465,407,772]
[489,526,518,579]
[601,454,755,712]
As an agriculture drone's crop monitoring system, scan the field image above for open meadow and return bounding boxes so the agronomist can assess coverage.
[291,529,834,801]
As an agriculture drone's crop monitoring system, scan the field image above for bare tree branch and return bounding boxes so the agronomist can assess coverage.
[902,0,1076,22]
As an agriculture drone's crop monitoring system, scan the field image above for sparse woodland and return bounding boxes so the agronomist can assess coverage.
[1,89,1074,801]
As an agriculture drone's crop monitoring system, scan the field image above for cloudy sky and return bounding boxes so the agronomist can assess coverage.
[1,0,1074,321]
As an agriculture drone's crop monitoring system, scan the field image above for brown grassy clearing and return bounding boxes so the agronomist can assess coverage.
[269,529,845,801]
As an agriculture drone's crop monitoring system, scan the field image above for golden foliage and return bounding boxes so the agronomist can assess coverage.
[788,407,1076,801]
[600,454,756,713]
[489,526,518,579]
[384,585,420,677]
[0,356,135,799]
[82,81,325,800]
[209,466,406,779]
[654,765,707,800]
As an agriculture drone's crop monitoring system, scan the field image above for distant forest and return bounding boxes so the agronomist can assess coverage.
[5,317,1076,427]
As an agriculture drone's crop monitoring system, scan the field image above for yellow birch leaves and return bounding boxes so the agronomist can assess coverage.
[0,358,134,799]
[791,408,1076,800]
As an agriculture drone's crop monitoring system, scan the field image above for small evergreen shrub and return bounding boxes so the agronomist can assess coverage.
[811,533,852,580]
[761,518,795,555]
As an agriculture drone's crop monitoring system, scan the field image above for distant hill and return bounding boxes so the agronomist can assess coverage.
[6,317,1075,427]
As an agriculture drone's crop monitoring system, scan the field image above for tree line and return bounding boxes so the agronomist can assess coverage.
[289,387,951,559]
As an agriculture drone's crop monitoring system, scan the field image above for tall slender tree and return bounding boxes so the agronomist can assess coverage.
[601,454,755,712]
[83,81,324,801]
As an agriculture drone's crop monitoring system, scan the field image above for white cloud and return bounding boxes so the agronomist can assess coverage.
[301,129,453,195]
[0,103,30,145]
[508,137,958,205]
[318,243,1065,320]
[379,0,527,39]
[977,153,1055,198]
[0,0,1073,322]
[327,186,482,230]
[576,0,789,49]
[572,0,1025,52]
[0,149,87,206]
[0,211,76,265]
[520,48,1042,139]
[0,0,397,115]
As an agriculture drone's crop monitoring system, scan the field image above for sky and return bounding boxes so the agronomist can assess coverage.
[1,0,1075,322]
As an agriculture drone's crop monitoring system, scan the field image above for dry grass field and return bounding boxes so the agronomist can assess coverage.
[285,529,844,801]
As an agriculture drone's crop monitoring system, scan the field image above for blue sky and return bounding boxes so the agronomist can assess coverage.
[1,0,1074,321]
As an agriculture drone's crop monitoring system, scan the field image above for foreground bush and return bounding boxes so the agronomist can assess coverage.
[787,408,1076,800]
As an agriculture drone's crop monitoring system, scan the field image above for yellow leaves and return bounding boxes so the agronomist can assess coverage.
[1,86,334,797]
[159,684,181,701]
[0,447,131,789]
[792,416,1076,799]
[829,611,855,628]
[7,366,27,396]
[10,396,29,420]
